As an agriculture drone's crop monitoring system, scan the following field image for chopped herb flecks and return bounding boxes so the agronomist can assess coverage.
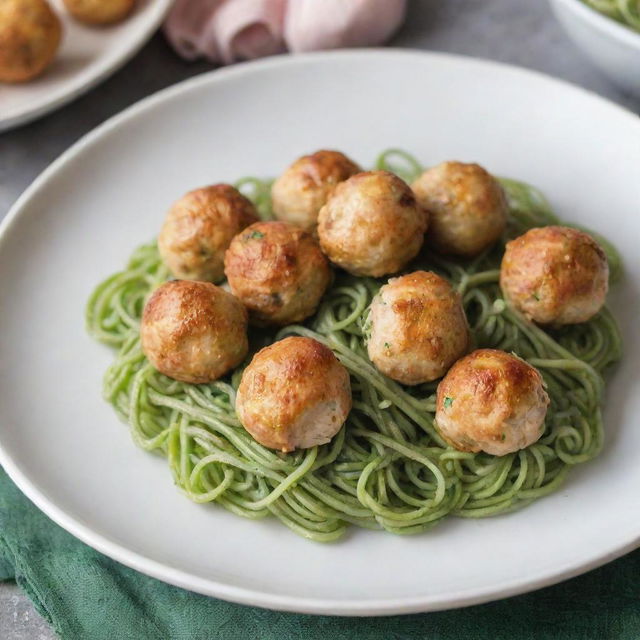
[444,396,454,409]
[248,230,265,239]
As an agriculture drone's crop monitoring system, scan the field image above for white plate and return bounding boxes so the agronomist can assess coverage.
[0,51,639,616]
[0,0,171,132]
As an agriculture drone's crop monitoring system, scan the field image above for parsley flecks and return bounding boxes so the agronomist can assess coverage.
[532,292,540,301]
[444,396,454,409]
[501,433,506,441]
[384,342,391,349]
[248,230,265,239]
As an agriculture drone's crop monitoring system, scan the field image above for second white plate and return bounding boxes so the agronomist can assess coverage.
[0,0,171,132]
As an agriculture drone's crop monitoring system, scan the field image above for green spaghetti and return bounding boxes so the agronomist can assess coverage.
[86,150,622,542]
[582,0,640,31]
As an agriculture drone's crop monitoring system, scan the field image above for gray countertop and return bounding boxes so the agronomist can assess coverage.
[1,0,638,638]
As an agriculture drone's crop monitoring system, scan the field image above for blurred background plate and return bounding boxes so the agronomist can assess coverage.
[0,0,172,132]
[0,50,639,615]
[549,0,640,96]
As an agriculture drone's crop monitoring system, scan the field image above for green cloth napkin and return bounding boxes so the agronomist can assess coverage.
[1,467,638,640]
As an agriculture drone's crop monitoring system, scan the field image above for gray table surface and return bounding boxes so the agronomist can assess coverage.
[1,0,638,638]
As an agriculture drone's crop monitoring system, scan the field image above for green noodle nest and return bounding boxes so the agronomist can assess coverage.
[86,150,622,542]
[582,0,640,31]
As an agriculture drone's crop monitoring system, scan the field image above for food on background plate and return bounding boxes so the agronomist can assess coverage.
[0,0,62,83]
[63,0,135,25]
[236,336,352,452]
[158,184,258,283]
[140,279,248,383]
[412,161,508,257]
[435,349,550,456]
[500,225,609,325]
[581,0,640,32]
[86,149,622,541]
[317,170,428,277]
[0,0,138,86]
[271,150,361,232]
[366,270,469,385]
[224,220,331,326]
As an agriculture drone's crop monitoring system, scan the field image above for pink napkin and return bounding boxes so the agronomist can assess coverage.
[164,0,407,64]
[165,0,286,63]
[285,0,406,53]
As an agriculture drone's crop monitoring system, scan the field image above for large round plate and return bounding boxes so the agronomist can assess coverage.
[0,51,639,615]
[0,0,171,132]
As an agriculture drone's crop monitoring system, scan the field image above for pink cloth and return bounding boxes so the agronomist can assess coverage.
[165,0,286,63]
[163,0,407,64]
[164,0,225,61]
[284,0,406,53]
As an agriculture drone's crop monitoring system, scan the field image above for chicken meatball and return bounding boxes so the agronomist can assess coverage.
[367,271,469,385]
[141,280,248,384]
[271,150,361,232]
[412,161,508,257]
[317,171,428,277]
[435,349,549,456]
[0,0,61,83]
[158,184,258,284]
[236,337,352,452]
[224,221,331,326]
[63,0,135,24]
[500,225,609,325]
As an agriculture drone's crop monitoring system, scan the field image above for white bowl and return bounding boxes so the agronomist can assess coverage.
[549,0,640,95]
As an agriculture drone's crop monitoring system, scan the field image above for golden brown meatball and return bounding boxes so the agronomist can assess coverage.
[500,226,609,325]
[158,184,258,284]
[236,337,352,452]
[435,349,549,456]
[367,271,469,385]
[224,221,331,326]
[0,0,61,83]
[141,280,248,384]
[63,0,135,25]
[317,171,428,277]
[412,161,508,257]
[271,150,361,232]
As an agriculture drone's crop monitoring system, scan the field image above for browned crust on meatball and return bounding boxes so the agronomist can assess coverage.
[271,150,361,231]
[224,221,331,326]
[141,280,248,384]
[435,349,548,453]
[158,184,259,283]
[387,272,464,346]
[236,337,352,452]
[412,161,508,257]
[367,271,469,384]
[500,225,609,325]
[0,0,62,83]
[317,170,428,277]
[294,150,360,184]
[63,0,135,25]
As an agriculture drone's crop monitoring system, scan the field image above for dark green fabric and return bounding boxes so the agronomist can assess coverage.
[1,467,638,640]
[0,557,13,581]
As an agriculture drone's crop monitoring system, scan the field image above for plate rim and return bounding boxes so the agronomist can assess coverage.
[1,49,639,616]
[0,0,173,133]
